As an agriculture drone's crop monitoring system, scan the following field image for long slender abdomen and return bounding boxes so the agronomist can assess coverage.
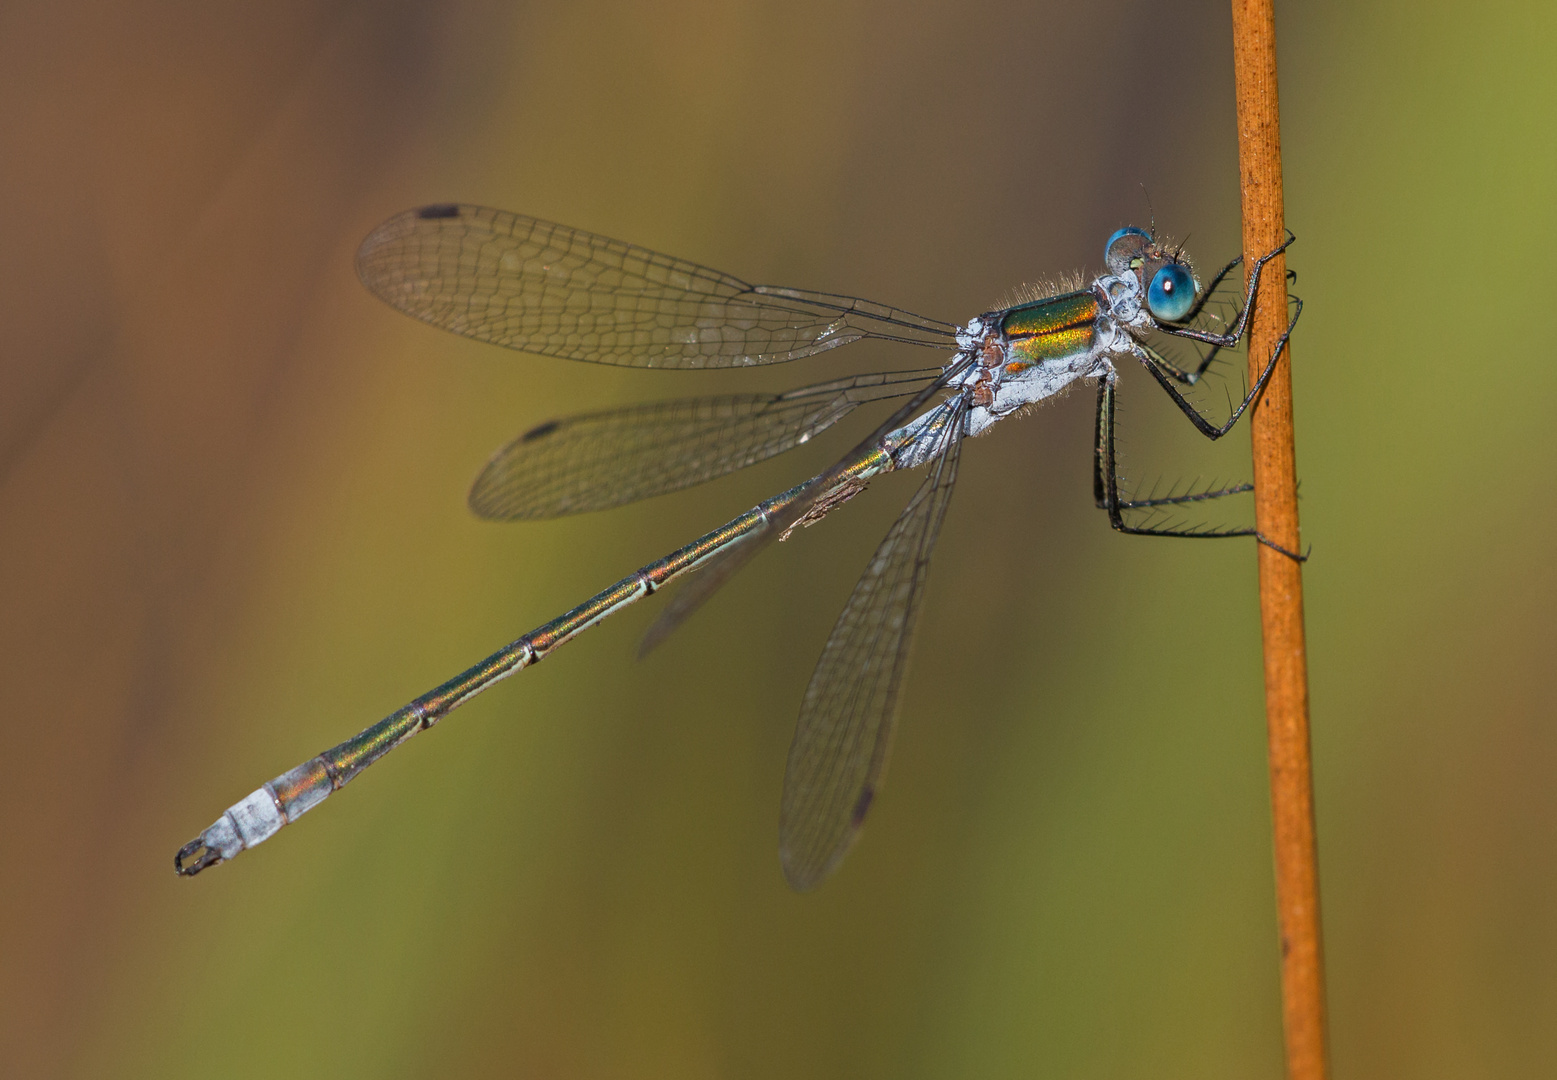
[173,466,878,876]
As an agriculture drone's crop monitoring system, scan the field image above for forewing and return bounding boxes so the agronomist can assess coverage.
[357,204,957,369]
[470,370,940,520]
[779,400,968,890]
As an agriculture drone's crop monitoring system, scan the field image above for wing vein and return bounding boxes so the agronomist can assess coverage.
[779,395,969,889]
[469,368,942,520]
[358,205,958,370]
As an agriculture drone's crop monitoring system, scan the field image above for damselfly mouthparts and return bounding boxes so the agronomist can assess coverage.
[175,205,1298,889]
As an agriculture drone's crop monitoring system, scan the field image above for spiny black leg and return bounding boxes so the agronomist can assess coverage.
[1092,376,1306,560]
[1092,375,1111,509]
[1160,229,1296,349]
[1140,232,1295,394]
[1142,338,1227,387]
[1140,294,1303,441]
[1096,377,1249,530]
[1116,479,1255,510]
[1148,249,1299,385]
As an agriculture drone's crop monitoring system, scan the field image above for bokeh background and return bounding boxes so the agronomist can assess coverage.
[2,0,1553,1076]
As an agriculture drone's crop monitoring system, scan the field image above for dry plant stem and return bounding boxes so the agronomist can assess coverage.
[1230,2,1329,1079]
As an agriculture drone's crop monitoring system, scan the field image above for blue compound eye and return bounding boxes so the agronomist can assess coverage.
[1147,262,1196,322]
[1105,226,1152,272]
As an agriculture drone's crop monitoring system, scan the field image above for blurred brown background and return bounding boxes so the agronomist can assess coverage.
[1,0,1553,1076]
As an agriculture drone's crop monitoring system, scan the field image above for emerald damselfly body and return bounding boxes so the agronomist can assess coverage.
[175,205,1299,889]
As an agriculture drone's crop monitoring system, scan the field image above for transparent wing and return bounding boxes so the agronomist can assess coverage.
[357,204,959,369]
[471,368,941,520]
[635,359,975,657]
[779,397,968,891]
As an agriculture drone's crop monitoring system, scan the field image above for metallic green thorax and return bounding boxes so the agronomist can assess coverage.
[1000,291,1099,364]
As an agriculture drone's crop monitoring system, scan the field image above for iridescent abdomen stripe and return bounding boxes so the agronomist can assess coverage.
[1001,290,1099,363]
[184,445,898,869]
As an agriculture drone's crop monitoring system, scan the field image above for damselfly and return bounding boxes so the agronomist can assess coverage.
[175,205,1299,889]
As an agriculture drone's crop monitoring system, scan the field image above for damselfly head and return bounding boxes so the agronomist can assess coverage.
[1105,226,1199,324]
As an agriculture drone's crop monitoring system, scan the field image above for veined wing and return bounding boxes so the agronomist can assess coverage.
[470,368,942,520]
[780,396,968,891]
[635,357,975,657]
[357,204,959,369]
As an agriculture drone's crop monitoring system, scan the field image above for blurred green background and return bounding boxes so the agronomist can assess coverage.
[1,0,1553,1076]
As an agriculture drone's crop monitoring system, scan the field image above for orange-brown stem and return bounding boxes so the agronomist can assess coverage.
[1229,2,1328,1079]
